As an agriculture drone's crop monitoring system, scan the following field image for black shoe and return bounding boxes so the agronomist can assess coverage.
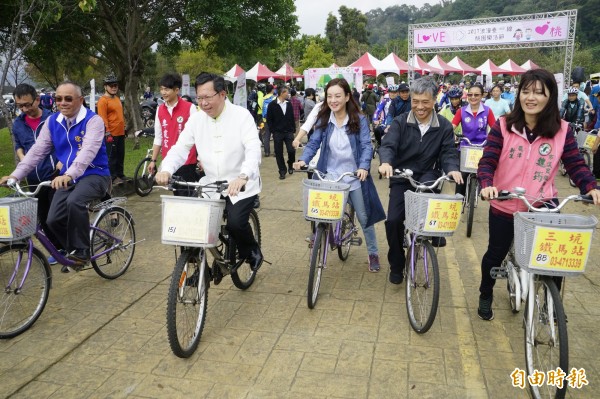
[431,237,446,247]
[246,247,264,272]
[288,168,294,175]
[389,271,404,285]
[253,197,260,209]
[478,295,494,321]
[66,249,90,272]
[279,172,285,180]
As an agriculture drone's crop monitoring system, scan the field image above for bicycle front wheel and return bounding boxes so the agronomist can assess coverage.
[167,248,208,358]
[231,209,261,290]
[524,277,568,399]
[405,239,440,333]
[91,207,136,279]
[307,224,327,309]
[133,157,155,197]
[466,176,477,238]
[0,244,51,338]
[337,205,355,261]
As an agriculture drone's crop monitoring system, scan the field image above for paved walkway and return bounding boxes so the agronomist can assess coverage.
[1,148,599,398]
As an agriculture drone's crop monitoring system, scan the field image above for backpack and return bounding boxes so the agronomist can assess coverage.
[262,94,275,118]
[40,94,53,108]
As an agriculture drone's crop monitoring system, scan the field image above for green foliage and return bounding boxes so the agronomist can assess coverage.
[326,7,369,59]
[298,40,335,74]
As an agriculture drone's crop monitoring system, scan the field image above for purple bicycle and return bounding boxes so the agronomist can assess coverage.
[0,180,136,338]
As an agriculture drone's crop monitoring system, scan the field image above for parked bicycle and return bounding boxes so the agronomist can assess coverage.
[300,168,362,309]
[392,169,462,333]
[133,148,156,197]
[559,123,597,187]
[489,189,597,399]
[457,135,486,237]
[156,178,261,358]
[0,180,137,338]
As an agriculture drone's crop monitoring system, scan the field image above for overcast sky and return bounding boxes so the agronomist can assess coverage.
[296,0,421,36]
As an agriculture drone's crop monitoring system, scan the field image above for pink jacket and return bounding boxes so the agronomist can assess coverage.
[492,118,568,214]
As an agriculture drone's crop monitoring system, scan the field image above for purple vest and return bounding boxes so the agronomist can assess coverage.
[460,104,489,146]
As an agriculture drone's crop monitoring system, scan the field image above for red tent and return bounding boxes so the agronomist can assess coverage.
[447,57,481,75]
[223,64,245,82]
[245,62,283,82]
[349,52,381,76]
[408,55,443,75]
[520,60,541,71]
[427,55,462,75]
[275,63,302,81]
[498,59,528,76]
[377,53,410,75]
[476,59,511,76]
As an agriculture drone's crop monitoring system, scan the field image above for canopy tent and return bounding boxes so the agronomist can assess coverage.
[275,63,303,81]
[329,63,340,68]
[520,60,541,71]
[427,55,462,75]
[447,57,481,75]
[407,55,443,75]
[348,52,381,76]
[245,62,282,82]
[377,53,410,75]
[224,64,245,83]
[498,59,528,76]
[476,59,511,76]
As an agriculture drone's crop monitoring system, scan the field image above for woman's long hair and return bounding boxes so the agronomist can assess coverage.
[315,78,362,133]
[505,69,561,138]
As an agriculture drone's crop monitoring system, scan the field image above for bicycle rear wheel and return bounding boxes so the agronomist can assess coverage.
[466,175,477,238]
[91,207,136,279]
[231,209,260,290]
[133,157,155,197]
[167,248,208,358]
[337,205,355,261]
[307,224,327,309]
[405,239,440,333]
[524,277,568,399]
[0,244,51,338]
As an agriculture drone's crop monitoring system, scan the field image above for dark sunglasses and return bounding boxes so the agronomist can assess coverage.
[55,96,79,103]
[107,83,118,88]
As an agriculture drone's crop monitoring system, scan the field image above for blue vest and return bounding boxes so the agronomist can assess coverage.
[46,108,110,181]
[460,104,489,146]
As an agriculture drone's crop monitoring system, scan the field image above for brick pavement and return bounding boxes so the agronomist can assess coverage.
[1,149,599,398]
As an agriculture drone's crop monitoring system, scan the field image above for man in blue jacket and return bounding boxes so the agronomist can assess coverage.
[11,84,62,262]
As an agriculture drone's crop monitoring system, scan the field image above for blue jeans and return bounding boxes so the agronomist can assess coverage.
[348,188,378,255]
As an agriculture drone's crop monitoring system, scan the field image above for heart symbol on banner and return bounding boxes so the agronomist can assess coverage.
[422,35,431,41]
[535,22,550,35]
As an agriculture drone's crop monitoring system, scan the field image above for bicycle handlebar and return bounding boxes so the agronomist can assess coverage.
[153,176,233,194]
[391,169,454,191]
[493,188,593,213]
[457,136,487,147]
[297,167,358,182]
[4,179,51,197]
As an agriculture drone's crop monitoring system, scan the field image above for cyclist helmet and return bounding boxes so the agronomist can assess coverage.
[103,73,118,85]
[447,87,463,99]
[567,87,579,94]
[504,83,511,88]
[388,84,399,92]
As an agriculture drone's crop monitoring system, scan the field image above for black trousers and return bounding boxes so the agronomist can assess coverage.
[107,135,125,179]
[273,132,295,174]
[46,174,111,252]
[593,149,600,178]
[173,164,201,197]
[225,195,260,259]
[30,184,60,248]
[385,171,441,275]
[262,124,271,156]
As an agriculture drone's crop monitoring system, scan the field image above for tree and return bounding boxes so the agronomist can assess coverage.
[298,40,335,73]
[325,7,369,59]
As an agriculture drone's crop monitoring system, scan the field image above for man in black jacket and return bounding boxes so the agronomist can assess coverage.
[378,77,463,285]
[389,83,411,119]
[266,85,296,179]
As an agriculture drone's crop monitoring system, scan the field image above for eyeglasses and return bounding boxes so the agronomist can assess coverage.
[55,96,80,103]
[16,101,35,109]
[467,93,482,98]
[107,83,118,88]
[196,92,220,102]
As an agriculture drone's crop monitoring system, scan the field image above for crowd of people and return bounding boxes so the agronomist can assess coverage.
[2,67,600,320]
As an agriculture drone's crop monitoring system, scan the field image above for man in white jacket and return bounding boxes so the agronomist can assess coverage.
[156,72,263,271]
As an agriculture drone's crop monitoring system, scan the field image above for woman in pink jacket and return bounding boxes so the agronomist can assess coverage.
[476,69,600,321]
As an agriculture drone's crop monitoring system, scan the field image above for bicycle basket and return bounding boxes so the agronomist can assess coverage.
[302,179,350,223]
[459,145,484,173]
[514,212,598,276]
[404,191,464,237]
[0,197,38,241]
[576,131,596,150]
[161,195,225,247]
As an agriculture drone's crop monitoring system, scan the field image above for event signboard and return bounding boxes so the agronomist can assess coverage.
[304,67,363,92]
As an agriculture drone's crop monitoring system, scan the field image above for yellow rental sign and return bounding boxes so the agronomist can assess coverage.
[423,198,463,233]
[307,190,344,220]
[529,227,593,273]
[0,207,12,239]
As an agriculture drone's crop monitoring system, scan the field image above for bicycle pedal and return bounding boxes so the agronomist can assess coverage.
[490,267,508,279]
[350,237,363,246]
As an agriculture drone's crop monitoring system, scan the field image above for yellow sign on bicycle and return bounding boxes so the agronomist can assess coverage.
[464,147,484,170]
[423,199,463,233]
[307,190,344,220]
[529,227,593,273]
[583,134,596,150]
[0,207,12,239]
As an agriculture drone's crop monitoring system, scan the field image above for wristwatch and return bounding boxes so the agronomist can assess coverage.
[238,173,248,181]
